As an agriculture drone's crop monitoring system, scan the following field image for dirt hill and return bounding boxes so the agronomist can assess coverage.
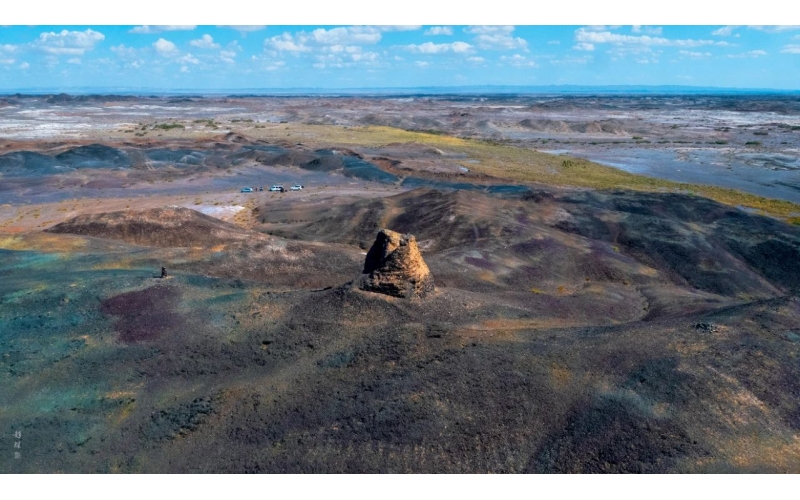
[46,206,261,247]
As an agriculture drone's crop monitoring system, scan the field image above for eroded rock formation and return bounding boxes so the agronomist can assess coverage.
[359,229,434,298]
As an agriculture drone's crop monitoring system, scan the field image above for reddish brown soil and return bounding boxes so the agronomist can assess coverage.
[101,284,182,343]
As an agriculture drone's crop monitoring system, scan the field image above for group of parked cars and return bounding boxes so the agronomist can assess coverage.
[241,184,304,193]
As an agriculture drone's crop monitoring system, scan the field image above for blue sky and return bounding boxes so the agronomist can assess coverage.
[1,25,799,91]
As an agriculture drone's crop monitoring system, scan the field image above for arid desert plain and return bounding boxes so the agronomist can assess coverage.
[2,93,800,472]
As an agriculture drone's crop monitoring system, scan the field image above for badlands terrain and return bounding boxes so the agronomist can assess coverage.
[1,93,800,472]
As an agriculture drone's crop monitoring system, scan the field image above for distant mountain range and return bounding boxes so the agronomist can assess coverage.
[2,85,800,97]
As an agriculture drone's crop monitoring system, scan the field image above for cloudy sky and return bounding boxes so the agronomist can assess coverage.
[1,25,799,91]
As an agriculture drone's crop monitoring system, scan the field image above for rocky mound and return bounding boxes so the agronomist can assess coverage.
[0,144,131,173]
[47,206,259,247]
[54,144,131,169]
[359,229,435,298]
[518,118,572,133]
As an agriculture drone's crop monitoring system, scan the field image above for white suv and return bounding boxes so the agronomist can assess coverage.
[290,184,304,191]
[269,185,285,192]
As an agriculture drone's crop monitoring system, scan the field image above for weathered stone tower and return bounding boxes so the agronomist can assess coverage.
[359,229,435,298]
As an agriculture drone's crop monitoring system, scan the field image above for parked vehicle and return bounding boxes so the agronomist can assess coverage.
[269,185,285,192]
[240,187,253,193]
[290,184,304,191]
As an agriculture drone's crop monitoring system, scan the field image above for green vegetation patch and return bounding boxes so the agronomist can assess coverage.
[153,123,185,131]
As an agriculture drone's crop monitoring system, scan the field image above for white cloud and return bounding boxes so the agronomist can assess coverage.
[464,25,527,50]
[467,56,485,63]
[425,26,453,36]
[607,46,661,61]
[379,26,421,32]
[350,51,378,62]
[403,41,473,54]
[67,57,81,64]
[464,26,513,35]
[712,26,739,36]
[0,58,15,65]
[111,43,136,57]
[727,50,767,58]
[749,25,800,33]
[190,34,220,50]
[574,42,595,51]
[32,29,104,55]
[19,61,29,69]
[547,40,561,45]
[265,32,311,52]
[153,38,179,57]
[312,45,381,68]
[265,26,419,56]
[632,26,663,35]
[1,43,17,54]
[679,50,711,58]
[265,60,285,71]
[575,27,723,49]
[130,25,196,34]
[474,33,527,50]
[326,45,350,53]
[583,25,622,32]
[177,53,199,65]
[180,65,189,73]
[310,26,382,45]
[501,54,538,68]
[110,44,145,69]
[217,25,266,33]
[781,44,800,54]
[551,55,592,65]
[220,49,237,63]
[264,26,381,52]
[414,61,429,67]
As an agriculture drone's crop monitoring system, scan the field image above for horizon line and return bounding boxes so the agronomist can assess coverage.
[3,84,800,97]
